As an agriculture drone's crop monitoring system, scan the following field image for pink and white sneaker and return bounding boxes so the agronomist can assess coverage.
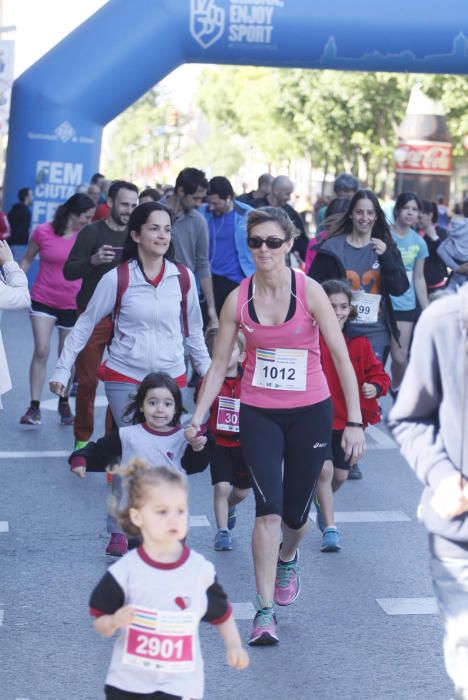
[248,598,279,646]
[273,550,301,606]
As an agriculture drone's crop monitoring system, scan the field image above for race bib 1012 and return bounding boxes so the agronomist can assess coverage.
[252,348,307,391]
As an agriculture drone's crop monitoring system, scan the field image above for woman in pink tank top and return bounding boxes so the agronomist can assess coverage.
[188,207,364,647]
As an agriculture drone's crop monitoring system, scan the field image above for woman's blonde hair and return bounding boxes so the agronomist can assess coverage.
[109,458,187,536]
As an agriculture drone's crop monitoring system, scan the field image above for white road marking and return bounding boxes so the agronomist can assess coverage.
[189,515,210,527]
[0,521,9,533]
[0,609,4,626]
[0,451,69,458]
[309,510,411,523]
[366,425,397,449]
[232,602,256,620]
[39,396,108,411]
[376,597,438,615]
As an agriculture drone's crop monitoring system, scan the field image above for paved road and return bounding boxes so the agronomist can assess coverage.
[0,309,451,700]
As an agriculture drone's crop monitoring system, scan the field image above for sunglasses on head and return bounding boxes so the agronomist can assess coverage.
[247,236,289,250]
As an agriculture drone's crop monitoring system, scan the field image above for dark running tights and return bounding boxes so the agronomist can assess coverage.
[240,398,333,529]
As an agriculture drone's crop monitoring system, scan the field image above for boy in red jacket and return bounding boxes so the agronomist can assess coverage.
[196,329,250,552]
[316,279,390,552]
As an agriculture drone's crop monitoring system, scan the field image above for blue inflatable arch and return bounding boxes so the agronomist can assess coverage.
[4,0,468,225]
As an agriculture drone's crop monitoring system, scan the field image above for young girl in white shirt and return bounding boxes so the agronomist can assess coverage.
[89,459,249,699]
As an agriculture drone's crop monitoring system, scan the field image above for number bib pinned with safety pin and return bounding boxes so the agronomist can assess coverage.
[216,396,240,432]
[123,607,196,673]
[351,290,381,324]
[252,348,307,391]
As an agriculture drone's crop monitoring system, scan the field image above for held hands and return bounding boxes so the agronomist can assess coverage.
[431,474,468,519]
[184,423,200,442]
[341,426,365,465]
[370,238,387,256]
[361,382,377,399]
[0,240,13,265]
[185,423,206,452]
[189,435,207,452]
[226,645,250,670]
[90,244,117,266]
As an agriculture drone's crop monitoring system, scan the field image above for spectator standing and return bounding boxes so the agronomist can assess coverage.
[199,176,255,315]
[316,173,359,229]
[139,188,161,204]
[238,173,273,208]
[255,175,309,262]
[87,183,101,208]
[18,194,96,426]
[418,200,447,295]
[389,287,468,700]
[437,198,468,291]
[63,180,138,449]
[7,187,32,263]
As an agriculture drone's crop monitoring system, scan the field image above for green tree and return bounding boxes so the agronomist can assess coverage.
[103,88,175,180]
[420,75,468,162]
[277,70,412,190]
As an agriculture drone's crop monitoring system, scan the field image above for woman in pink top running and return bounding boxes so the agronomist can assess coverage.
[187,207,365,646]
[19,193,95,427]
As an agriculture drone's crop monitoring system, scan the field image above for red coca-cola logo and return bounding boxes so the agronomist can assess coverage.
[395,142,452,175]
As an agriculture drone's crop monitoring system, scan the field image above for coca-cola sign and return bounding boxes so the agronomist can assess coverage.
[394,141,452,175]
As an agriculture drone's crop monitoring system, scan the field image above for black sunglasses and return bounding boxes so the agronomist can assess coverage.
[247,236,289,250]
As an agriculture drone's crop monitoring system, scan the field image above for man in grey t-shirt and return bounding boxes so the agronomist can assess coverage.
[163,168,218,328]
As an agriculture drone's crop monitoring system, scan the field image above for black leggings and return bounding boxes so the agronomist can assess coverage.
[105,686,181,700]
[240,398,332,529]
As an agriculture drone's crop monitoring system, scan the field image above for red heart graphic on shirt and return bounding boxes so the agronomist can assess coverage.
[175,596,191,610]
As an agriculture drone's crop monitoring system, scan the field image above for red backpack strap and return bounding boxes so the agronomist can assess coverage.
[114,261,129,318]
[175,262,191,337]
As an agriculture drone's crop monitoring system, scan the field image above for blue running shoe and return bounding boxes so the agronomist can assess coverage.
[214,529,233,551]
[321,527,341,552]
[314,495,325,533]
[227,506,237,530]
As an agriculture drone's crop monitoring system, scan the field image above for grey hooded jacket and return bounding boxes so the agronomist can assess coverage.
[389,285,468,556]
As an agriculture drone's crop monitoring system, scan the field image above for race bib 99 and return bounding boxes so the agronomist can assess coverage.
[351,291,381,324]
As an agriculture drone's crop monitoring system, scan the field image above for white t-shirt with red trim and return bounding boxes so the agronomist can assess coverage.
[120,423,188,473]
[90,546,232,699]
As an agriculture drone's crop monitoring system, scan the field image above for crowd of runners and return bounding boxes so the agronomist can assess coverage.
[1,168,468,699]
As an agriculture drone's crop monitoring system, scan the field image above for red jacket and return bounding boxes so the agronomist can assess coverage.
[196,374,242,447]
[319,334,390,429]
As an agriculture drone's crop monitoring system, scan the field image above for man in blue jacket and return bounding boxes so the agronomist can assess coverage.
[389,286,468,700]
[200,176,255,316]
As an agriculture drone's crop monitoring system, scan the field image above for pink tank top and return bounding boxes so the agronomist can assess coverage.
[236,270,330,409]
